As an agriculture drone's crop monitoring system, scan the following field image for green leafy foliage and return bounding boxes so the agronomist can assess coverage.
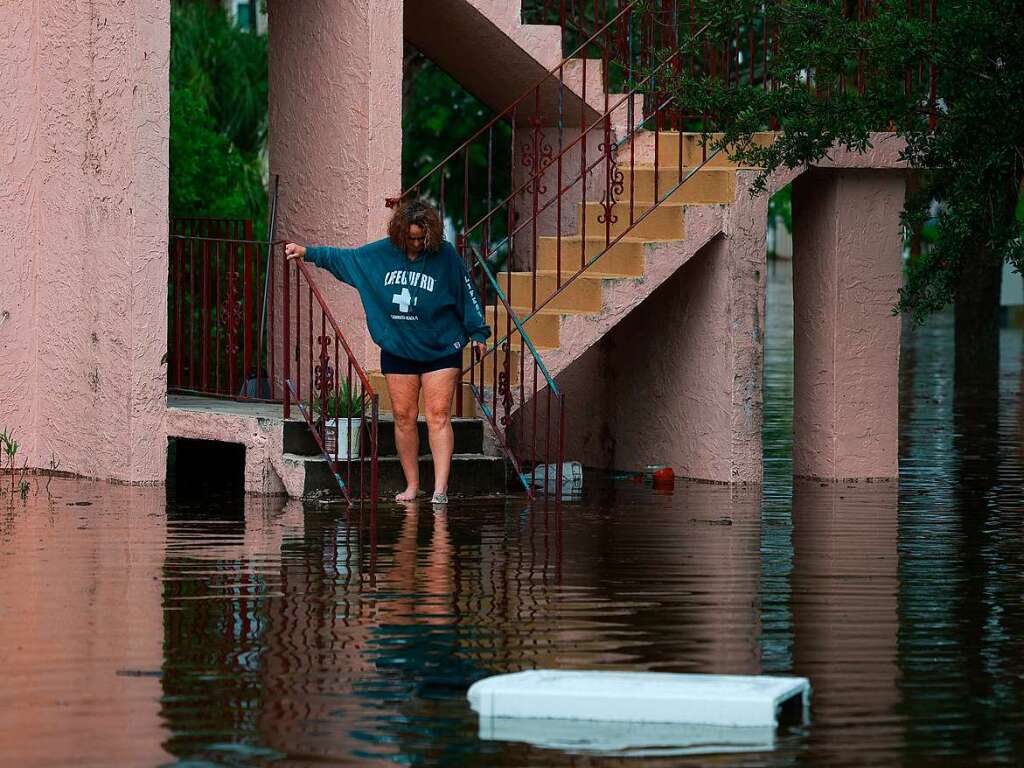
[312,380,366,421]
[770,184,792,232]
[170,0,268,231]
[656,0,1024,325]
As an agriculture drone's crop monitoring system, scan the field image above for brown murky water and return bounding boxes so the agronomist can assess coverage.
[2,263,1023,766]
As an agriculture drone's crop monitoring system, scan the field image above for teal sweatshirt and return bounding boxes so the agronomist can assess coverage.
[304,238,491,362]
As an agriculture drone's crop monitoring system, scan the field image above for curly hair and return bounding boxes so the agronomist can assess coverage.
[388,199,444,254]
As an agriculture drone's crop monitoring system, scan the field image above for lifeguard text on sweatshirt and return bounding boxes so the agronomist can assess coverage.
[303,238,490,362]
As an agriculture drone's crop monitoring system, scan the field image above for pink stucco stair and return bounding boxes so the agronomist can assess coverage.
[404,0,636,129]
[490,132,761,407]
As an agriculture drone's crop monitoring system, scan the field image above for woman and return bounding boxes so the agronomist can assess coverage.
[284,200,490,504]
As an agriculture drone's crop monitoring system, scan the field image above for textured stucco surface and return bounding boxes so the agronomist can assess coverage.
[600,238,735,479]
[792,169,905,480]
[529,171,766,482]
[464,0,564,70]
[407,0,561,116]
[268,0,403,374]
[0,0,169,482]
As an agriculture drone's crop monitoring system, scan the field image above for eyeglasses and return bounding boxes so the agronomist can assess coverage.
[408,235,426,242]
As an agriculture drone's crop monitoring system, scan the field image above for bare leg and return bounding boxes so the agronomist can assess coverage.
[385,373,421,501]
[421,367,459,498]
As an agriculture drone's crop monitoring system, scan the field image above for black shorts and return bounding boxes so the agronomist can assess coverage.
[380,349,463,376]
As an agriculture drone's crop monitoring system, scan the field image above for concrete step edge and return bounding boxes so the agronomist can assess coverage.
[531,269,632,279]
[285,452,505,464]
[538,236,682,244]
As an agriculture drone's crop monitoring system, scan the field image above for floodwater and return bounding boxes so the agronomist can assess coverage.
[2,262,1023,766]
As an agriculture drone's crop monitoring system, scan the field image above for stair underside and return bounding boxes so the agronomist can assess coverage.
[405,0,595,124]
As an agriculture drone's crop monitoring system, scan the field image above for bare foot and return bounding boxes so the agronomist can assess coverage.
[395,487,420,502]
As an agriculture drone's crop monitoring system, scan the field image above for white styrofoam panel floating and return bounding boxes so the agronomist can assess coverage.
[478,717,777,756]
[467,670,811,728]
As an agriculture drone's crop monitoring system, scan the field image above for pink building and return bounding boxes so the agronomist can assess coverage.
[0,0,906,497]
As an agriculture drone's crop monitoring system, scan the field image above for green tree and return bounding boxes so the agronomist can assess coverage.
[170,0,268,231]
[657,0,1024,380]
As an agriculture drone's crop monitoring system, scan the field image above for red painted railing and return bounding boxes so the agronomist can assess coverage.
[283,256,380,507]
[390,1,707,500]
[168,224,279,400]
[465,244,567,504]
[171,217,252,240]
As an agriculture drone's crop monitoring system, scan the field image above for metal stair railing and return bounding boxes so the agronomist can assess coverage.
[389,1,730,498]
[465,244,566,504]
[390,0,934,498]
[283,256,380,508]
[168,228,280,402]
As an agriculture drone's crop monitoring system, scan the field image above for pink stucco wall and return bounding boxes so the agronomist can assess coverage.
[596,238,737,478]
[524,140,906,483]
[268,0,403,373]
[792,169,905,480]
[0,0,169,482]
[525,169,765,482]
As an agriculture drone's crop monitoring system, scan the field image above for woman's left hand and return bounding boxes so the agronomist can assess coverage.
[473,341,487,359]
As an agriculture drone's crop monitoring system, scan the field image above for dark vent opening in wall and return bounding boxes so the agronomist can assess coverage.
[166,437,246,500]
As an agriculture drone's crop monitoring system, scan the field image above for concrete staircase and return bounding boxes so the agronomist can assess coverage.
[279,412,509,499]
[281,132,779,499]
[360,134,750,429]
[453,134,754,405]
[308,0,769,497]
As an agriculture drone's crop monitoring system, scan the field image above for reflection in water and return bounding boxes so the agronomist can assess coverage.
[150,485,768,766]
[0,483,169,767]
[791,481,899,762]
[896,319,1024,763]
[2,266,1024,766]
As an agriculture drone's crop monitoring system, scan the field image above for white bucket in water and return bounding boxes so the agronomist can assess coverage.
[521,461,583,497]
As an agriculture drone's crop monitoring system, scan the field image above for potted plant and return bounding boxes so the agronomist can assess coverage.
[313,381,365,459]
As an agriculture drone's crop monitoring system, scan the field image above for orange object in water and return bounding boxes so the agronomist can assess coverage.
[652,467,675,487]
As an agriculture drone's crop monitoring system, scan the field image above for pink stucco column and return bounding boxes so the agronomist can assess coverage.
[792,169,905,480]
[0,1,169,482]
[267,0,403,371]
